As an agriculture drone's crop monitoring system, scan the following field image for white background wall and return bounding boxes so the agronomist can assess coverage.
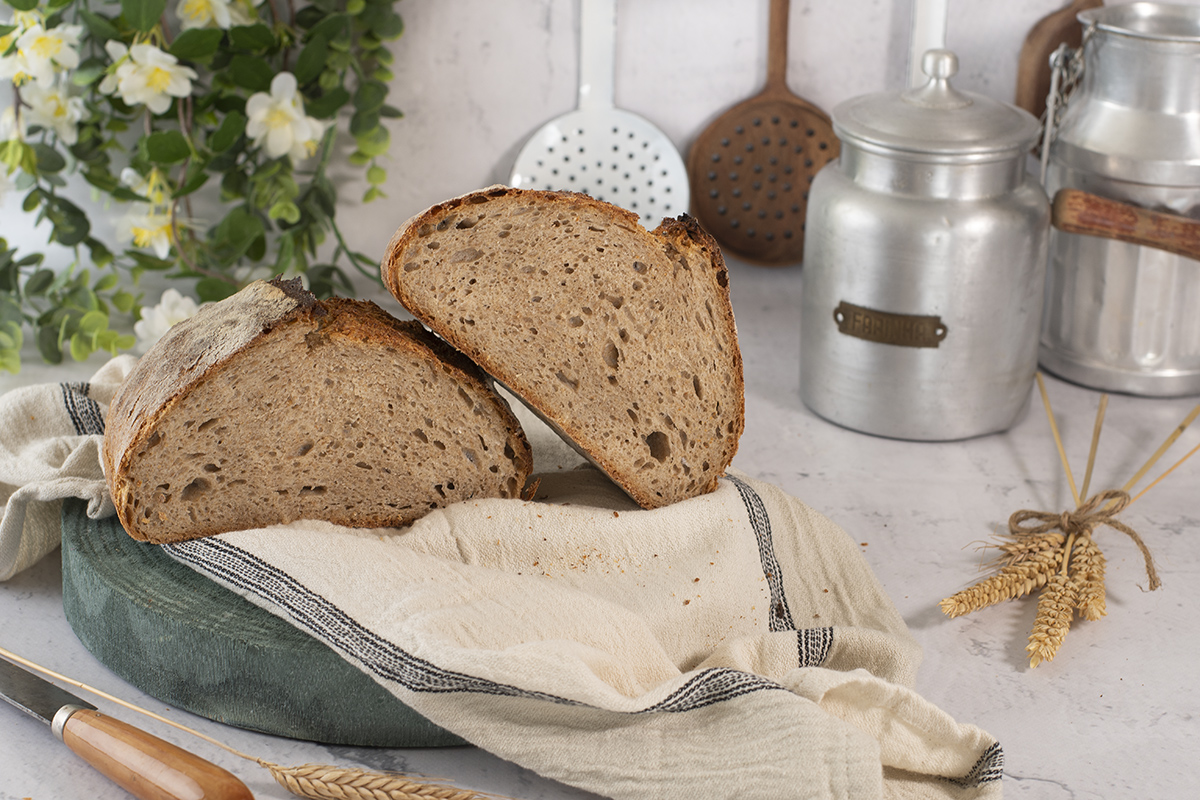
[6,0,1200,286]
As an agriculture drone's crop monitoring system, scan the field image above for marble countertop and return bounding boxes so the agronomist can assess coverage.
[2,261,1197,800]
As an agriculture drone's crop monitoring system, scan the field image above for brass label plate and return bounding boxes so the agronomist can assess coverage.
[833,301,947,348]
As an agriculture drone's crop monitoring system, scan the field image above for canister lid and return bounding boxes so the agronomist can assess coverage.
[832,50,1041,159]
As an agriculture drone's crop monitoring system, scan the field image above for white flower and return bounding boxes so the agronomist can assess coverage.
[245,72,324,162]
[134,289,201,352]
[0,106,24,142]
[21,81,85,144]
[118,206,175,259]
[0,23,82,87]
[99,42,196,115]
[121,166,170,205]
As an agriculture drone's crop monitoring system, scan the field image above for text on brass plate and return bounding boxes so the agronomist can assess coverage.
[833,301,948,348]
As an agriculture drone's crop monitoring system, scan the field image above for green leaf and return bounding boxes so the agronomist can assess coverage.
[355,124,390,157]
[210,110,246,153]
[36,324,62,365]
[79,9,121,40]
[94,273,120,292]
[229,54,275,92]
[169,28,224,61]
[47,197,91,247]
[78,309,109,335]
[21,188,43,213]
[308,13,350,44]
[120,0,168,33]
[346,0,365,14]
[213,205,265,264]
[144,130,191,164]
[294,36,328,85]
[24,268,55,296]
[69,330,93,362]
[33,143,66,174]
[173,161,210,198]
[112,290,138,313]
[362,185,385,203]
[305,87,350,119]
[4,0,39,12]
[353,80,388,114]
[195,277,238,302]
[379,103,403,119]
[367,165,386,185]
[87,237,115,269]
[268,200,301,224]
[229,24,275,52]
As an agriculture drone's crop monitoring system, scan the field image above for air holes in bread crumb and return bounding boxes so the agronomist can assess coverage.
[693,375,703,399]
[568,316,583,328]
[449,247,484,264]
[633,261,648,274]
[413,429,429,443]
[181,478,210,501]
[456,216,482,229]
[203,463,220,473]
[556,370,579,390]
[300,486,327,496]
[607,294,624,309]
[403,262,421,272]
[356,462,372,469]
[197,418,220,433]
[603,340,620,369]
[645,431,670,462]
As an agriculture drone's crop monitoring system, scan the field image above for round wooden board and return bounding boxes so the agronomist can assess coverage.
[60,499,464,747]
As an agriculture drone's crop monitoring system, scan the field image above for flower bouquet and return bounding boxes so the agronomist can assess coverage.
[0,0,403,370]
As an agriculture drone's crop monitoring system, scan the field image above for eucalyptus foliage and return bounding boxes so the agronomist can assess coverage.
[0,0,403,371]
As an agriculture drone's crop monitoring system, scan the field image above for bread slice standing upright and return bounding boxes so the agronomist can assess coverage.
[103,278,532,543]
[382,187,744,508]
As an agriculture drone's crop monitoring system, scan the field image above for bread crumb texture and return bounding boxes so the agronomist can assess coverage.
[105,285,531,542]
[384,187,745,508]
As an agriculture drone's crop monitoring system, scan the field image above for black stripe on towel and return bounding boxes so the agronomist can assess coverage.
[60,382,104,435]
[166,536,791,714]
[797,626,833,668]
[943,741,1005,787]
[725,474,795,632]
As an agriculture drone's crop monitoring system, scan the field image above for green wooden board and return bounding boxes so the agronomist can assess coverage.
[60,499,464,746]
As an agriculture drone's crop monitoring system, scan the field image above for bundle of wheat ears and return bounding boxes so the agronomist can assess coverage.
[940,374,1199,669]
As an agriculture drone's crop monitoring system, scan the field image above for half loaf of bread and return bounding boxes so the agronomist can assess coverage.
[103,278,532,543]
[381,186,744,509]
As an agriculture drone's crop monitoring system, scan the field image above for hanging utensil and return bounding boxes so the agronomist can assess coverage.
[686,0,838,266]
[1015,0,1103,120]
[509,0,689,227]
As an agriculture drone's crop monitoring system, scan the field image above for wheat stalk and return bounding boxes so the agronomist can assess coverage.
[1026,571,1078,668]
[260,761,488,800]
[1068,534,1107,622]
[939,547,1061,618]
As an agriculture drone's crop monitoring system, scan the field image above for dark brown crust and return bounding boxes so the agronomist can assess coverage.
[103,281,532,542]
[380,186,744,508]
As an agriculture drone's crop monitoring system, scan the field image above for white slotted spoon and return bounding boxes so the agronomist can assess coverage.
[509,0,689,227]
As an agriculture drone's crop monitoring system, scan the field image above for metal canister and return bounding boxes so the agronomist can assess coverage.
[1042,2,1200,396]
[800,50,1049,441]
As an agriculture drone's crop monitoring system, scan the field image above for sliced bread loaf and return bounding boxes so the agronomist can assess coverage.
[103,278,532,543]
[381,186,744,509]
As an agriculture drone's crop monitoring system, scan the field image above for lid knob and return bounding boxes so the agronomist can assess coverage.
[922,49,958,81]
[903,48,972,110]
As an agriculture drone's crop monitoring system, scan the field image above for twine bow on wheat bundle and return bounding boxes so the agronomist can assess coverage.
[940,375,1198,669]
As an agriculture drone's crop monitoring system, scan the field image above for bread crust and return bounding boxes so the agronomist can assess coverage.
[381,186,745,508]
[103,279,532,542]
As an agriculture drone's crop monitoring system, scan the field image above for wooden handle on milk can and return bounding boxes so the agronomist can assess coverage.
[1052,189,1200,262]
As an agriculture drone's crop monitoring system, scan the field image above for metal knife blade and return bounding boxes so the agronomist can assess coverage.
[0,655,254,800]
[0,653,96,724]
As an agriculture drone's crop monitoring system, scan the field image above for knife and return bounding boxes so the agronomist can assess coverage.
[0,655,254,800]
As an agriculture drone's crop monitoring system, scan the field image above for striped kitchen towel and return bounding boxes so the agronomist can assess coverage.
[0,355,136,581]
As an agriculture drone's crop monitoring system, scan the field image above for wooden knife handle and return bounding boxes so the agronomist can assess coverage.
[59,708,254,800]
[1052,188,1200,262]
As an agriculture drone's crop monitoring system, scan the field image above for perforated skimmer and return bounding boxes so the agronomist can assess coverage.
[509,0,689,227]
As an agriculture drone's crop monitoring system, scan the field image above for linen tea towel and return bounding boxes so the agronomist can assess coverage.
[165,466,1004,799]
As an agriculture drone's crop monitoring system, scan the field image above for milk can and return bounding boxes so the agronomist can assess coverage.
[1041,2,1200,396]
[800,50,1049,441]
